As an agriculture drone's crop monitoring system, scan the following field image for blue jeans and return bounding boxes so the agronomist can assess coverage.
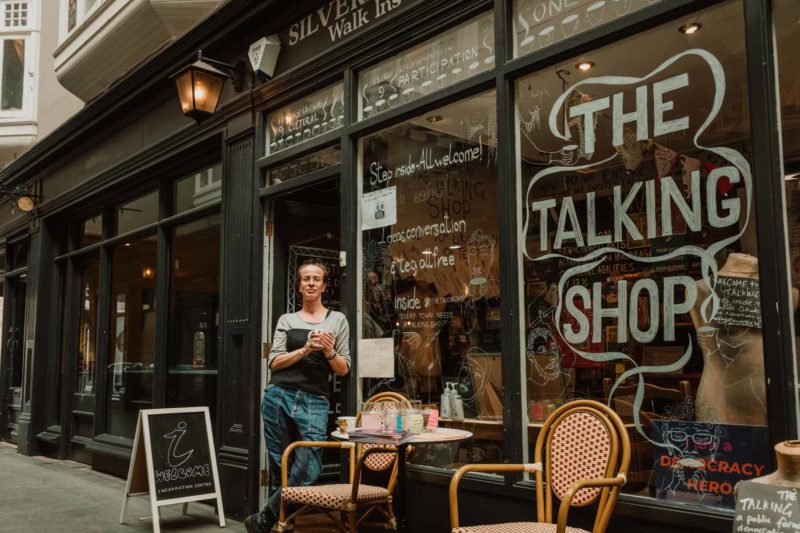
[262,384,329,517]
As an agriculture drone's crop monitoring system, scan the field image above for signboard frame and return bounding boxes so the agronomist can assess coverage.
[119,407,225,533]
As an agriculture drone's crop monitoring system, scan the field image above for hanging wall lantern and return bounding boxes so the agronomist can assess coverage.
[171,50,244,121]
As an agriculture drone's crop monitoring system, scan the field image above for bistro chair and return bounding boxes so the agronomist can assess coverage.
[277,392,412,532]
[449,400,630,533]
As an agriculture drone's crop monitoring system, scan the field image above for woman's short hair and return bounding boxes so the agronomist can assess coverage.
[297,260,330,288]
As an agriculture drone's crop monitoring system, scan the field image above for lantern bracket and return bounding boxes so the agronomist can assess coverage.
[192,50,246,92]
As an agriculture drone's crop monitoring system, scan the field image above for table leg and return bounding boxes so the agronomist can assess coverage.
[396,443,408,533]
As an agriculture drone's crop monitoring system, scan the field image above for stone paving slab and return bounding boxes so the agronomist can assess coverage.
[0,444,244,533]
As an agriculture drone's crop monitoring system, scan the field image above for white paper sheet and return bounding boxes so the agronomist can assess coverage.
[358,337,395,378]
[361,187,397,230]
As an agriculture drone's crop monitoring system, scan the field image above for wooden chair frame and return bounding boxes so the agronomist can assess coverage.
[449,400,631,533]
[276,391,412,532]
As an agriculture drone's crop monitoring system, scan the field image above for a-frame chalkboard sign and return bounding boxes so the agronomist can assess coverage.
[120,407,225,533]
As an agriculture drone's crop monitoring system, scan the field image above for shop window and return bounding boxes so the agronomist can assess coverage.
[80,214,102,248]
[358,12,494,121]
[166,214,220,420]
[174,163,222,214]
[266,145,341,186]
[517,0,764,510]
[360,91,503,467]
[75,258,99,395]
[265,83,344,156]
[0,37,24,111]
[115,190,158,235]
[775,0,800,419]
[513,0,661,58]
[105,234,157,439]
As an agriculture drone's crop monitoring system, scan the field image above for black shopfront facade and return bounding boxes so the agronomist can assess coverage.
[0,1,798,531]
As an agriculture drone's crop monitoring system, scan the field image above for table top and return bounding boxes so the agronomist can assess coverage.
[331,427,472,445]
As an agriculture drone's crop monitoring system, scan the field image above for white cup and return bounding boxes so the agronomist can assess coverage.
[337,416,357,433]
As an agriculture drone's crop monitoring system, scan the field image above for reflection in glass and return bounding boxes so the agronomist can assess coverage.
[116,191,158,235]
[76,259,99,395]
[1,39,24,111]
[267,145,341,186]
[517,1,762,509]
[513,0,661,57]
[81,215,102,248]
[266,83,345,156]
[359,12,494,120]
[166,215,220,420]
[106,235,157,438]
[360,91,502,467]
[174,163,223,214]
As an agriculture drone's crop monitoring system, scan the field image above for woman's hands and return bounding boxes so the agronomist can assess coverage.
[309,331,336,357]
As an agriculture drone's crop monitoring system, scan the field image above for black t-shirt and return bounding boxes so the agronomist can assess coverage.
[268,310,350,400]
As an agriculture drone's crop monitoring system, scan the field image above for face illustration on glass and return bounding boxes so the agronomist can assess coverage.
[526,327,561,383]
[665,424,724,461]
[467,229,496,289]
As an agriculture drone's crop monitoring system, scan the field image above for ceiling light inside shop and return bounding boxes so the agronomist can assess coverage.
[679,22,702,34]
[576,61,595,72]
[426,114,444,123]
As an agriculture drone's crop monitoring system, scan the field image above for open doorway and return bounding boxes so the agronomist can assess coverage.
[261,176,343,505]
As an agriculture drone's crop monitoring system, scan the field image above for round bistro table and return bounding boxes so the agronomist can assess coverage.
[331,427,472,533]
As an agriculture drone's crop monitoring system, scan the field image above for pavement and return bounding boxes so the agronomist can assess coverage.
[0,442,245,533]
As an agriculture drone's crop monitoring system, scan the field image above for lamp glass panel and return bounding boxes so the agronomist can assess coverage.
[174,71,196,114]
[192,70,224,114]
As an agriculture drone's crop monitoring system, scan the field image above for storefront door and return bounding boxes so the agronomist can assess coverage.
[260,176,343,505]
[1,275,26,443]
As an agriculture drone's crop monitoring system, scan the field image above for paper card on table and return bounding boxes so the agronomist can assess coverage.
[361,187,397,230]
[358,337,395,378]
[426,409,439,429]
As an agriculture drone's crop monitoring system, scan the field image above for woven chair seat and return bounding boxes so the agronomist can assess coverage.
[283,484,390,510]
[454,522,589,533]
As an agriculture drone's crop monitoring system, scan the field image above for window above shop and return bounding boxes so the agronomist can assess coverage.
[54,0,224,102]
[358,11,495,120]
[265,83,345,157]
[266,145,341,187]
[1,1,28,29]
[0,0,34,126]
[512,0,662,58]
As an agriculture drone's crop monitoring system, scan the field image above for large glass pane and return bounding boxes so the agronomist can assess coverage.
[80,215,102,248]
[517,1,765,510]
[106,235,157,438]
[513,0,662,58]
[76,259,99,395]
[174,163,222,214]
[266,83,344,156]
[1,38,24,110]
[358,12,494,120]
[360,91,502,467]
[116,190,158,235]
[775,0,800,422]
[266,145,341,186]
[166,215,220,420]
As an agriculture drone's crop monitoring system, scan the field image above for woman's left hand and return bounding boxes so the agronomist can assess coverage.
[316,331,336,357]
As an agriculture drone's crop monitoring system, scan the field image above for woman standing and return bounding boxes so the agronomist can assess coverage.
[246,261,350,533]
